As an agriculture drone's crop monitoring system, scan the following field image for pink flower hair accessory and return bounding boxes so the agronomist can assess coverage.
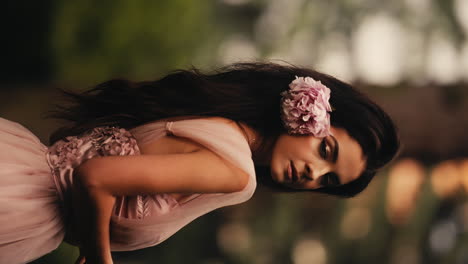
[280,76,333,137]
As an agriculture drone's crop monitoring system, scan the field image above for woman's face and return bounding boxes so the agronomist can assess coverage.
[270,127,366,190]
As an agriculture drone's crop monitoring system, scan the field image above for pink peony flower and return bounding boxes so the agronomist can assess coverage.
[281,76,332,137]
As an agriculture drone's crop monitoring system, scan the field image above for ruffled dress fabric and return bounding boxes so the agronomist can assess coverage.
[0,117,256,264]
[0,118,62,264]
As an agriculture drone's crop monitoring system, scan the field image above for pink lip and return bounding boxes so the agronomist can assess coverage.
[286,162,293,181]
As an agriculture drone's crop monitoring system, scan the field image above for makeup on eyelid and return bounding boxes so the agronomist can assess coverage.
[270,127,366,190]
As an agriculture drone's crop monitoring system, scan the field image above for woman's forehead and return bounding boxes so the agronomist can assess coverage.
[330,127,366,184]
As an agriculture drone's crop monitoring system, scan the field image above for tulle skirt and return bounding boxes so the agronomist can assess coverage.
[0,118,64,264]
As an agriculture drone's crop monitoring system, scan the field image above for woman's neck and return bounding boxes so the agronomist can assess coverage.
[251,137,275,166]
[236,121,275,166]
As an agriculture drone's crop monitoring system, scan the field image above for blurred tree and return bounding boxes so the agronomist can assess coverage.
[51,0,218,85]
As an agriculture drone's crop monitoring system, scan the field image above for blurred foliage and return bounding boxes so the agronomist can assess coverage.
[50,0,218,85]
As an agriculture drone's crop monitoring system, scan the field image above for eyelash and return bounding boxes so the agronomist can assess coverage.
[320,139,328,159]
[319,140,339,187]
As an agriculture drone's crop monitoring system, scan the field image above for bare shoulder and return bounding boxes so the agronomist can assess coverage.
[159,115,241,130]
[199,116,238,125]
[191,116,250,141]
[139,116,248,156]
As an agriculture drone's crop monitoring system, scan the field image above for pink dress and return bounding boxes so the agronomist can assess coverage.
[0,117,256,264]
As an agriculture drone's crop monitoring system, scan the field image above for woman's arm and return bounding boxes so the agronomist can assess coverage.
[77,149,249,195]
[72,170,115,264]
[72,148,249,263]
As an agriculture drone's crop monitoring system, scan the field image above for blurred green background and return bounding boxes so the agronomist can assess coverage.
[2,0,468,263]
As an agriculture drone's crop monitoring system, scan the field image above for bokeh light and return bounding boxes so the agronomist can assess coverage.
[426,32,461,84]
[429,219,458,255]
[459,159,468,193]
[386,159,425,226]
[454,0,468,33]
[316,33,354,82]
[352,13,405,86]
[430,160,462,199]
[218,34,259,64]
[291,237,327,264]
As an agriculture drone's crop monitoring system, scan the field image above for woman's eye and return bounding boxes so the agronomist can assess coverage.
[320,139,328,159]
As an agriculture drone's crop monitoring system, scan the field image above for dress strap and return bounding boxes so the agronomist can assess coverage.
[165,121,174,135]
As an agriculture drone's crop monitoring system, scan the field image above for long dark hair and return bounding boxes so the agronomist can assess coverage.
[48,62,399,197]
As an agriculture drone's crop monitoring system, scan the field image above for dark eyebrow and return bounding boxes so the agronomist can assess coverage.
[321,172,341,186]
[330,135,339,163]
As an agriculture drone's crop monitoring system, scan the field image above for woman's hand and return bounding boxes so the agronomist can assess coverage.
[74,247,113,264]
[74,254,86,264]
[71,165,117,264]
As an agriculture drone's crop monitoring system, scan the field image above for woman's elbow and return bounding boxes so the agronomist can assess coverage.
[234,171,250,192]
[73,158,103,189]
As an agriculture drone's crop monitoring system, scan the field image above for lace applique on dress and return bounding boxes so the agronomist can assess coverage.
[46,126,141,204]
[90,127,140,156]
[48,127,140,168]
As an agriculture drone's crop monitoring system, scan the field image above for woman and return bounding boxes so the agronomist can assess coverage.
[0,62,399,263]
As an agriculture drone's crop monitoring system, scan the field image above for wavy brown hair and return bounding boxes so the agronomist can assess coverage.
[47,62,399,197]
